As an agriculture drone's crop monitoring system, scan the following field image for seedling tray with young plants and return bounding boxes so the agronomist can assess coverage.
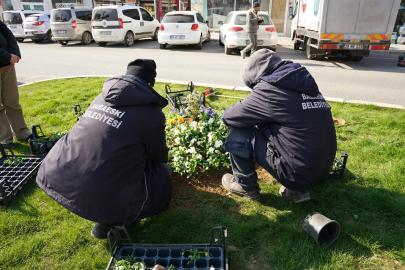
[106,226,228,270]
[29,125,66,156]
[165,82,205,110]
[0,145,43,206]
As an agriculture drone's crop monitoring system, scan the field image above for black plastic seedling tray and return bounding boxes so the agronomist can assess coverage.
[29,125,55,156]
[165,82,205,109]
[0,145,43,206]
[106,226,228,270]
[329,151,348,178]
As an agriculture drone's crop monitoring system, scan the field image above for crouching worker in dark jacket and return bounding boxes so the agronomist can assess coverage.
[221,49,336,203]
[36,59,172,239]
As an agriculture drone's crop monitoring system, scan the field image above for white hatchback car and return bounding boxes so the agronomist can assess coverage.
[92,5,160,47]
[24,13,53,43]
[2,10,41,42]
[218,11,277,55]
[158,11,210,50]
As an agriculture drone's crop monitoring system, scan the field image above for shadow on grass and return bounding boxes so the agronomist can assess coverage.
[119,166,404,269]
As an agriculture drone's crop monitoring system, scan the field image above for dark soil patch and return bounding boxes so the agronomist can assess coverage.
[170,165,276,212]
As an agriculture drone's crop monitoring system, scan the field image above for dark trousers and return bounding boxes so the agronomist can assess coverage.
[227,127,278,190]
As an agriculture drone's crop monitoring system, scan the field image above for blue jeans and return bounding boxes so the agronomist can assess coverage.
[226,127,278,190]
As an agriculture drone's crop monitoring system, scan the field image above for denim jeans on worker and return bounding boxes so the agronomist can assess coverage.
[226,127,277,190]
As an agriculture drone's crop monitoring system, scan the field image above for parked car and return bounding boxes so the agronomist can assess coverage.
[218,11,277,55]
[91,5,160,47]
[158,11,210,50]
[51,7,93,46]
[24,13,53,43]
[2,10,41,42]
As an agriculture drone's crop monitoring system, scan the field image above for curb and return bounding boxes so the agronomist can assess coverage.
[19,76,404,110]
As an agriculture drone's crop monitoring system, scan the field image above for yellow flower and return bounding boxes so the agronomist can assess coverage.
[177,115,184,124]
[168,118,175,125]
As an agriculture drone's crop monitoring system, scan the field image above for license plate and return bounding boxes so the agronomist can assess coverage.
[57,30,66,34]
[342,44,365,49]
[9,25,17,29]
[25,32,34,36]
[100,31,111,35]
[170,35,185,40]
[246,40,264,45]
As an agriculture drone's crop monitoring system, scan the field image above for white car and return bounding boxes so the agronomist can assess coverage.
[2,10,41,42]
[218,11,277,55]
[91,5,160,47]
[158,11,210,50]
[24,13,53,43]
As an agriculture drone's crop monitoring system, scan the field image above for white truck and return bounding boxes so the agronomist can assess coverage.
[289,0,402,61]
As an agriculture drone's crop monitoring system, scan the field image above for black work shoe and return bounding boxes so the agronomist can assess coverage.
[91,223,114,239]
[1,143,15,150]
[222,173,261,201]
[279,186,311,203]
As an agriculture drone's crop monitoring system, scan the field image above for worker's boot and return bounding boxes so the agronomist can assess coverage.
[279,186,311,203]
[222,173,261,201]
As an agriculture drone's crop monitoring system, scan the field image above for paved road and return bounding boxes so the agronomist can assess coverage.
[15,37,405,107]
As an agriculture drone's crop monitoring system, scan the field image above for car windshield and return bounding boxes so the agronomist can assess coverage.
[25,16,40,22]
[51,10,72,22]
[235,14,273,25]
[3,13,22,24]
[162,14,195,23]
[93,9,118,21]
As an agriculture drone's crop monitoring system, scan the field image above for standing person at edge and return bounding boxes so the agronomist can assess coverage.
[0,21,33,150]
[36,59,172,239]
[221,49,337,203]
[240,2,263,59]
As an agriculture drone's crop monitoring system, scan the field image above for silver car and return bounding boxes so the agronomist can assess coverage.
[51,7,93,45]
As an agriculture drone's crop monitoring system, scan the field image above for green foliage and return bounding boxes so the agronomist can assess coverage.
[182,248,210,267]
[166,106,230,177]
[185,90,204,120]
[3,156,23,166]
[114,257,145,270]
[36,131,67,143]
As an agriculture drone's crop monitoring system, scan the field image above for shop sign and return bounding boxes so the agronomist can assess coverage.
[55,3,77,8]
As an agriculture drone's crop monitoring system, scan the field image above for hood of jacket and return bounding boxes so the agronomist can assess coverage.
[101,75,168,108]
[242,49,320,97]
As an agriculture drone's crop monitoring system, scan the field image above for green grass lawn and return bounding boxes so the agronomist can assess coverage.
[1,77,404,269]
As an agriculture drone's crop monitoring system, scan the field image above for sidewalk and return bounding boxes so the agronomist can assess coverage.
[209,31,405,54]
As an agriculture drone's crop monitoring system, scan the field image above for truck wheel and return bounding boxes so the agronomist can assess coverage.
[354,56,363,61]
[294,41,301,50]
[306,39,316,60]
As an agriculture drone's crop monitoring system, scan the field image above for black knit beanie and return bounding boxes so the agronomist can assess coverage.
[126,59,157,87]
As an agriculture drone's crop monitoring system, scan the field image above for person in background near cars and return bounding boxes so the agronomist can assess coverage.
[221,49,337,203]
[240,2,263,59]
[0,21,33,150]
[36,59,172,239]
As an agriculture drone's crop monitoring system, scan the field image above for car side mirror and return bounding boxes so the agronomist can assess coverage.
[218,21,223,25]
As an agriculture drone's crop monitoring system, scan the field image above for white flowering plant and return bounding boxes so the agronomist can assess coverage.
[166,106,230,177]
